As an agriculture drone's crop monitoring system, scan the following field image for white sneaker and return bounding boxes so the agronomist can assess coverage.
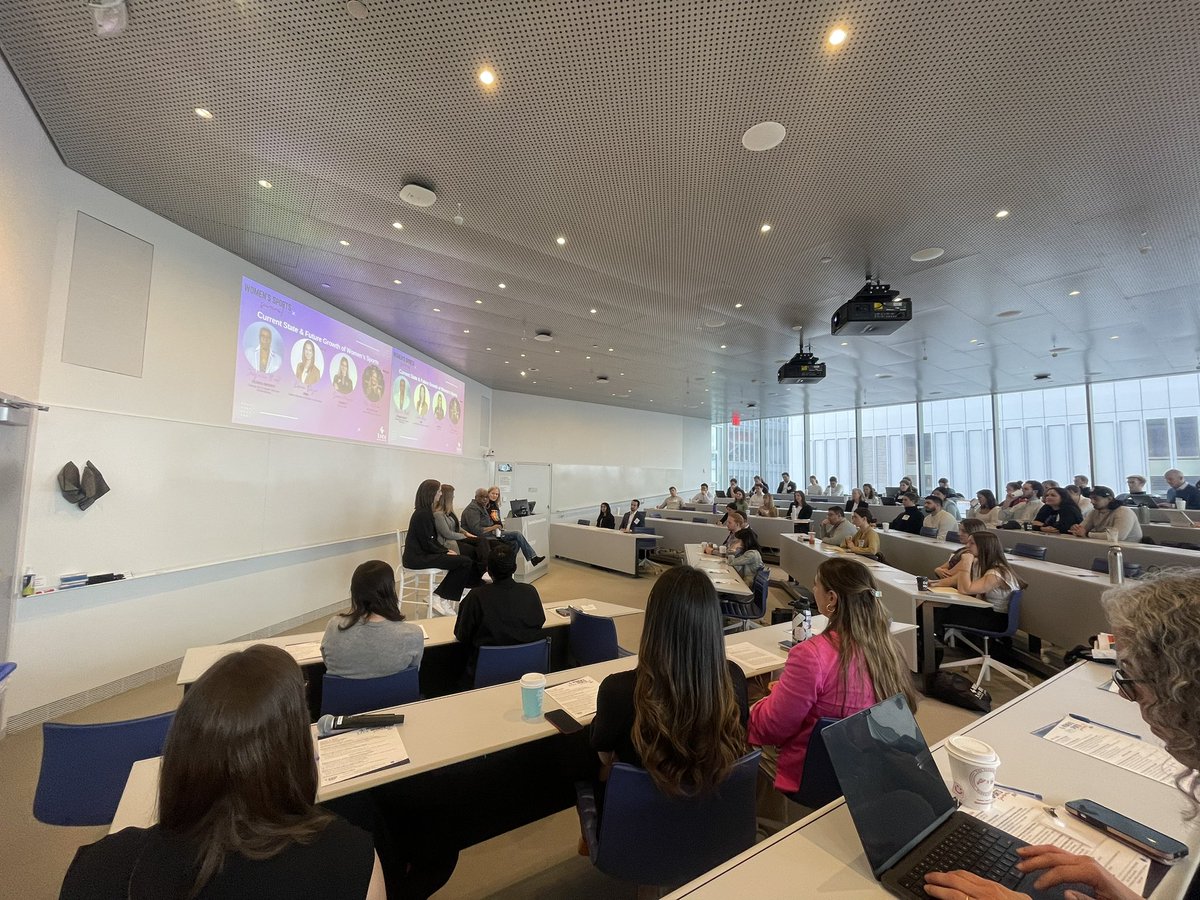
[432,597,456,617]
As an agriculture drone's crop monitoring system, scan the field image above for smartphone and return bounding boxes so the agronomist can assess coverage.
[544,708,584,734]
[1065,799,1188,863]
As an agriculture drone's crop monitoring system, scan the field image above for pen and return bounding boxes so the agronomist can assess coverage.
[1068,713,1142,740]
[995,783,1043,801]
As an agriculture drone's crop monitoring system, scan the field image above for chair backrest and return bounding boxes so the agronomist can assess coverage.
[0,661,15,685]
[1090,556,1108,573]
[692,516,708,523]
[34,710,175,826]
[1012,543,1047,560]
[749,567,771,617]
[474,638,551,688]
[569,610,621,666]
[650,511,663,518]
[594,750,761,886]
[633,526,657,550]
[1001,588,1024,636]
[577,518,589,525]
[792,717,842,808]
[321,667,420,717]
[946,530,960,544]
[920,526,939,538]
[1092,557,1143,578]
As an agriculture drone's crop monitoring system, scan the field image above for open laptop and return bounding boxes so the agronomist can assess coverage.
[823,695,1080,899]
[885,486,901,499]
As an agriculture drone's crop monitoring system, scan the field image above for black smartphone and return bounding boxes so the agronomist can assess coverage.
[555,607,571,618]
[544,708,584,734]
[1065,799,1188,863]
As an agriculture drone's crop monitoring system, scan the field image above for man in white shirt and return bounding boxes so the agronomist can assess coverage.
[922,495,958,540]
[656,487,683,510]
[1000,480,1045,525]
[619,500,646,532]
[826,477,844,497]
[817,506,856,545]
[933,487,961,520]
[776,472,797,493]
[690,483,714,505]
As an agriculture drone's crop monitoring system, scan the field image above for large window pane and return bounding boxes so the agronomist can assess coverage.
[1090,374,1200,492]
[808,409,856,490]
[920,396,995,497]
[995,385,1089,488]
[860,403,917,493]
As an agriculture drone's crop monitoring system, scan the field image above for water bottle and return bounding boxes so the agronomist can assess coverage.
[1107,544,1124,585]
[712,502,717,514]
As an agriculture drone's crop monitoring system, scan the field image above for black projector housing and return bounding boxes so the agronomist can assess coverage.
[778,352,827,384]
[831,282,912,335]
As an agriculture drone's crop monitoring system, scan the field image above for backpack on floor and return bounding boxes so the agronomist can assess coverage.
[929,671,992,713]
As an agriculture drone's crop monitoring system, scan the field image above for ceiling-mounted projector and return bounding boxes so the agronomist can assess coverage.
[778,350,826,384]
[831,281,912,335]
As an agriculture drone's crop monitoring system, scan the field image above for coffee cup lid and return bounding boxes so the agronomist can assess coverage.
[946,735,999,766]
[520,673,546,688]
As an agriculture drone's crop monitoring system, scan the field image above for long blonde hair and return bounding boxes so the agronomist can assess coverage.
[632,567,746,796]
[816,557,918,712]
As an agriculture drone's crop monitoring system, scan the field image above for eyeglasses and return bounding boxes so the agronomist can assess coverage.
[1112,667,1141,702]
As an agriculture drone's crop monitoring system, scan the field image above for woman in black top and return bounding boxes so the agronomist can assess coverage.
[846,487,870,515]
[454,544,546,684]
[60,645,383,900]
[1036,486,1083,534]
[785,490,813,522]
[596,502,616,529]
[403,479,478,603]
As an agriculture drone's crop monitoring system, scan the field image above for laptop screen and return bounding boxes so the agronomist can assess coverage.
[822,695,956,876]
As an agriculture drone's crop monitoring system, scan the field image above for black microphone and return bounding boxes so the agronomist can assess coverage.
[316,713,405,737]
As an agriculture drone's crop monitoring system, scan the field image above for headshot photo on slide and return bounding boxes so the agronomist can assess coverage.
[449,395,461,424]
[331,354,357,394]
[291,338,324,386]
[433,390,447,420]
[242,322,283,375]
[415,383,430,417]
[393,376,409,412]
[361,364,385,402]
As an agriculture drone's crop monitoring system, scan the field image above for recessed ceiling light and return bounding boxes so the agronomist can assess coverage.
[589,308,597,314]
[910,247,944,262]
[719,344,727,349]
[520,370,527,377]
[479,69,495,86]
[969,338,978,344]
[432,307,441,312]
[827,27,847,46]
[504,360,510,364]
[875,373,893,379]
[607,348,614,352]
[586,355,591,360]
[463,329,470,334]
[193,107,213,119]
[486,347,492,351]
[339,239,350,246]
[554,349,560,353]
[520,353,526,358]
[556,236,566,245]
[320,283,331,288]
[1068,290,1080,296]
[734,302,743,309]
[760,223,772,233]
[619,372,625,376]
[498,283,506,289]
[741,121,786,152]
[995,209,1010,219]
[392,221,403,230]
[475,299,483,304]
[1110,335,1120,340]
[258,179,273,189]
[840,341,848,346]
[711,370,716,374]
[392,279,402,285]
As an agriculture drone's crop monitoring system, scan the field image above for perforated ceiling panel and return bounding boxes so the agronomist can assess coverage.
[3,0,1200,420]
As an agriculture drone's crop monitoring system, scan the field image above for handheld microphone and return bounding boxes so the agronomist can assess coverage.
[316,712,405,737]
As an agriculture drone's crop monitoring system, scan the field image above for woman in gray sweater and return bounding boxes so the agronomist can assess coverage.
[322,560,424,679]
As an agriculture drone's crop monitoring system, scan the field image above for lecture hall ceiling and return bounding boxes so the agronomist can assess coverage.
[2,0,1199,420]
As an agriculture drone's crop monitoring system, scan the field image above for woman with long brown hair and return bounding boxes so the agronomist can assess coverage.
[931,530,1020,633]
[321,559,424,679]
[402,478,478,615]
[62,645,384,898]
[749,557,916,809]
[432,482,489,580]
[591,565,748,798]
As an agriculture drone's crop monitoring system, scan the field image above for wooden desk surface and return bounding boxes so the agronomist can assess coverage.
[684,543,754,597]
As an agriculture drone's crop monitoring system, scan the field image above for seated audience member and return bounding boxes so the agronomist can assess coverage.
[656,486,683,510]
[998,481,1023,509]
[807,475,822,493]
[706,512,747,554]
[1069,485,1143,542]
[728,477,740,494]
[1042,479,1060,490]
[691,483,715,506]
[454,545,546,684]
[970,489,1002,526]
[758,495,779,517]
[826,476,844,497]
[61,645,385,899]
[590,566,748,803]
[749,557,917,821]
[936,477,954,496]
[1163,468,1200,509]
[845,487,870,515]
[1073,473,1093,497]
[931,531,1020,635]
[933,519,987,579]
[728,528,766,585]
[890,494,925,534]
[748,484,767,506]
[999,480,1044,526]
[752,475,766,493]
[922,495,957,540]
[786,490,813,522]
[1118,474,1156,507]
[322,560,425,679]
[619,499,646,532]
[928,571,1200,900]
[485,486,546,565]
[1063,482,1092,515]
[1037,485,1084,534]
[818,505,856,546]
[433,484,488,576]
[776,472,797,493]
[896,477,920,503]
[596,502,616,529]
[720,488,750,522]
[932,486,961,520]
[404,479,479,615]
[861,483,879,502]
[840,509,880,558]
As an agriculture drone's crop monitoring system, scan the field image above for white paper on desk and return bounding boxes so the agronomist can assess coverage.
[283,641,322,662]
[317,727,410,787]
[546,676,601,721]
[961,790,1149,893]
[419,624,429,640]
[1039,716,1182,786]
[726,642,785,673]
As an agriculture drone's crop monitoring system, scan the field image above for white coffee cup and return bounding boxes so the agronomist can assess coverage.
[881,522,890,531]
[520,673,546,719]
[1177,499,1187,510]
[946,736,1000,810]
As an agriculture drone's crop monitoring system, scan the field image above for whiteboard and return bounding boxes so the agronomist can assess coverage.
[23,406,488,578]
[550,464,687,513]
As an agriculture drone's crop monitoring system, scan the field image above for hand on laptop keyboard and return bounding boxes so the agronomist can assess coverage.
[920,869,1029,899]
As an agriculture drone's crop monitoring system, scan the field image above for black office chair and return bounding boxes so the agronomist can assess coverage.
[1090,557,1143,579]
[1011,543,1047,560]
[632,526,657,562]
[919,526,939,539]
[693,516,709,523]
[577,518,589,525]
[946,531,961,544]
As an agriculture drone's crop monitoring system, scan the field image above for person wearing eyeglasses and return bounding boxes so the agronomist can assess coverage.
[925,571,1200,900]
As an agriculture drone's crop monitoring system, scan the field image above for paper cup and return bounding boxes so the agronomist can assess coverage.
[520,673,546,719]
[916,576,929,591]
[1177,499,1187,510]
[946,736,1000,809]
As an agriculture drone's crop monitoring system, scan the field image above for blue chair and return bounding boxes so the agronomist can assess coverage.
[920,526,939,539]
[650,512,663,518]
[1011,543,1047,560]
[941,590,1031,690]
[1089,557,1143,579]
[947,530,961,544]
[692,516,709,523]
[787,717,842,809]
[0,661,15,689]
[632,526,657,562]
[474,638,551,688]
[576,750,760,888]
[321,667,421,717]
[577,518,590,525]
[569,610,634,665]
[34,710,175,826]
[720,567,769,631]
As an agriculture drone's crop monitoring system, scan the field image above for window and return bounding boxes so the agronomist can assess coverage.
[995,386,1089,487]
[920,395,995,497]
[1091,374,1200,491]
[808,409,856,489]
[1175,416,1199,459]
[859,403,917,492]
[1146,419,1169,459]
